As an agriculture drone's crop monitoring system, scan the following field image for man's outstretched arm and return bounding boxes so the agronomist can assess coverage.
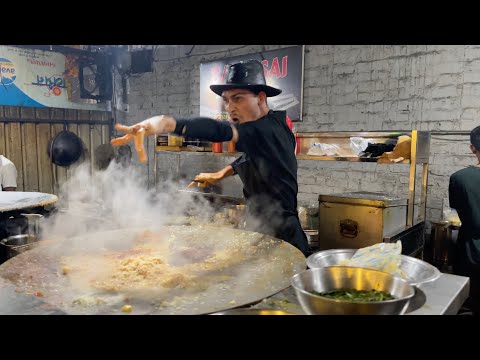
[111,115,239,163]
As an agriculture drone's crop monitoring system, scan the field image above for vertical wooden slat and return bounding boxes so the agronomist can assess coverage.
[90,111,105,171]
[90,111,105,170]
[37,123,54,194]
[100,111,109,121]
[20,107,39,192]
[77,110,91,171]
[0,122,5,156]
[91,125,103,169]
[5,123,24,191]
[102,125,110,144]
[0,106,5,156]
[35,108,54,194]
[50,108,68,191]
[66,109,78,135]
[5,107,21,119]
[51,108,65,122]
[77,110,90,122]
[64,109,78,184]
[49,124,58,195]
[35,108,50,120]
[78,125,91,159]
[51,124,67,192]
[22,123,39,191]
[68,123,79,136]
[4,106,23,190]
[90,111,104,123]
[65,109,77,121]
[102,111,112,144]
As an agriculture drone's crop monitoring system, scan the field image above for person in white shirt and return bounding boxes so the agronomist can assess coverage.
[0,155,17,191]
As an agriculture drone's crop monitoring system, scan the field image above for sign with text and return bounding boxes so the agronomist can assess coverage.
[0,45,108,110]
[200,46,304,121]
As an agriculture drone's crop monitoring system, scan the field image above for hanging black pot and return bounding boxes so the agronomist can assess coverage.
[47,130,84,167]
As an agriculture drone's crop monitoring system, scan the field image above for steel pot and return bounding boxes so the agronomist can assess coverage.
[0,234,37,260]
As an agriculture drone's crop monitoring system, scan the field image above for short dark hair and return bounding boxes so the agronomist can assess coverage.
[471,125,480,151]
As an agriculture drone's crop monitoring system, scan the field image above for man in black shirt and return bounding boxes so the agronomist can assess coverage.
[112,60,308,255]
[449,125,480,314]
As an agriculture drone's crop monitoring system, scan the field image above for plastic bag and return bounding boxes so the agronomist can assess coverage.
[443,208,461,226]
[339,241,407,279]
[442,197,461,226]
[350,137,369,156]
[307,143,340,156]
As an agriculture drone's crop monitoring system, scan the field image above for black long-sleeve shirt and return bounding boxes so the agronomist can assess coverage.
[174,110,307,254]
[175,110,298,215]
[449,166,480,266]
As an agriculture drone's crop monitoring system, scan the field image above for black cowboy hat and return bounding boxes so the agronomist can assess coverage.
[210,59,282,97]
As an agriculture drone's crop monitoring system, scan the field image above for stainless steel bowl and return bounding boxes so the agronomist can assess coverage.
[291,266,415,315]
[1,234,37,246]
[0,234,38,260]
[307,249,441,286]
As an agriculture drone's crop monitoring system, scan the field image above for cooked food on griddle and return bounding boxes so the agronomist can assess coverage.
[59,230,253,294]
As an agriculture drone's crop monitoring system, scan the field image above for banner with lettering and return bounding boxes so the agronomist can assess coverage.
[0,45,108,110]
[199,46,304,121]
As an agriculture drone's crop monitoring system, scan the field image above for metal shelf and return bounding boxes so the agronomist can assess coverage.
[296,130,430,228]
[296,155,410,164]
[155,147,240,157]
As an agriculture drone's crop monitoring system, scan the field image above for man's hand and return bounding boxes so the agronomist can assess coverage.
[188,165,234,188]
[188,172,223,188]
[111,115,177,164]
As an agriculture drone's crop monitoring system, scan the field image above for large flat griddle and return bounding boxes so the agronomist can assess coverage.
[0,226,306,315]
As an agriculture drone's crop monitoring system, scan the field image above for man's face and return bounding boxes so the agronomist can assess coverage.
[221,89,263,124]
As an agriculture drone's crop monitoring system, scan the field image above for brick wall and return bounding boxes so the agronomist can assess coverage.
[125,45,479,226]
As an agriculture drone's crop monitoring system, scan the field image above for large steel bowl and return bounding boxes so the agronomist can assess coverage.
[291,266,415,315]
[306,249,441,286]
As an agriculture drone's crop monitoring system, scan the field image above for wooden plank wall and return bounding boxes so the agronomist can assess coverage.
[0,106,112,195]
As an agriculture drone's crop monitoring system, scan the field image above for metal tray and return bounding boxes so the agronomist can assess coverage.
[306,249,441,286]
[318,192,407,208]
[0,192,58,213]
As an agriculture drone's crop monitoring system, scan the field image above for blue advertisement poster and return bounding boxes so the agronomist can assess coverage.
[0,46,108,111]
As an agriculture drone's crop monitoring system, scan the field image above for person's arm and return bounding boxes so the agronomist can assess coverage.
[188,165,235,188]
[1,162,17,191]
[449,175,463,210]
[114,115,240,144]
[174,117,239,144]
[111,116,241,163]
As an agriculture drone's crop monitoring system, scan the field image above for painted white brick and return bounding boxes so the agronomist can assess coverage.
[356,62,372,73]
[430,61,464,75]
[332,65,355,76]
[459,118,479,131]
[430,85,461,99]
[464,47,480,61]
[461,94,480,108]
[463,72,480,84]
[334,49,361,65]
